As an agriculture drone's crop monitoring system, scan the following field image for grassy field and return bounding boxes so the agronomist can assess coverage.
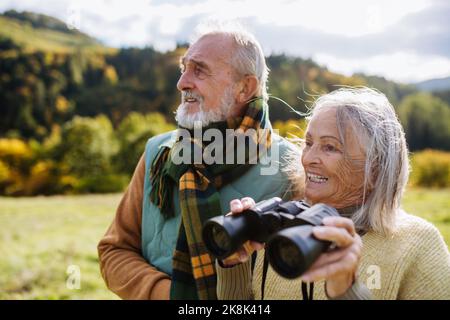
[0,194,120,300]
[0,188,449,300]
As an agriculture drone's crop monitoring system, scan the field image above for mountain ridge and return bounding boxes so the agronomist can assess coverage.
[415,76,450,92]
[0,10,112,53]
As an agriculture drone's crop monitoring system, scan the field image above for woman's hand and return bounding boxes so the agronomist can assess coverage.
[220,197,265,267]
[301,216,363,298]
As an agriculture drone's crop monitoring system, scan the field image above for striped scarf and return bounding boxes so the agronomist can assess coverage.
[149,98,272,300]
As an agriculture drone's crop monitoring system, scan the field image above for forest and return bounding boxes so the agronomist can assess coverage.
[1,10,450,196]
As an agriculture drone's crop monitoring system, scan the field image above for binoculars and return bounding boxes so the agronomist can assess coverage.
[202,197,340,279]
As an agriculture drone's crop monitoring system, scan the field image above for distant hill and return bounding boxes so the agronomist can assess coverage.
[353,73,417,106]
[0,10,113,53]
[415,76,450,92]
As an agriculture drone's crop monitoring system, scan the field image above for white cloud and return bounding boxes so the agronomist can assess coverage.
[252,0,432,36]
[314,52,450,83]
[1,0,448,82]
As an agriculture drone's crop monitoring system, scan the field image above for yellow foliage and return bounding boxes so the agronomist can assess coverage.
[3,168,25,196]
[0,49,19,59]
[30,160,52,176]
[307,82,323,95]
[410,149,450,188]
[44,52,54,65]
[104,65,118,85]
[0,160,10,182]
[308,67,319,81]
[25,160,55,195]
[58,175,80,193]
[43,124,62,150]
[0,138,32,160]
[273,119,307,140]
[55,95,70,113]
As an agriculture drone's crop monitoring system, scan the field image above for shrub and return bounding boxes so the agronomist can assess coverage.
[0,160,10,184]
[410,149,450,188]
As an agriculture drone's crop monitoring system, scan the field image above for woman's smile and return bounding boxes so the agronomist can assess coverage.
[306,172,329,184]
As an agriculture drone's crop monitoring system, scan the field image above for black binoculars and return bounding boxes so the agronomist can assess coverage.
[202,197,340,279]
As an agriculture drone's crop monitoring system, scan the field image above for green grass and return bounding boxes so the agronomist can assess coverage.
[0,188,448,300]
[0,194,120,300]
[402,187,450,247]
[0,16,114,54]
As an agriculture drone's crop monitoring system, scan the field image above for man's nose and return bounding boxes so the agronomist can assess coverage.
[177,70,194,91]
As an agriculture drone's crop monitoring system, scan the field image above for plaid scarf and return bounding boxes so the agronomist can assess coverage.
[149,98,272,300]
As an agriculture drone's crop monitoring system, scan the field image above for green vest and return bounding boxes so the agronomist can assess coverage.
[141,130,297,275]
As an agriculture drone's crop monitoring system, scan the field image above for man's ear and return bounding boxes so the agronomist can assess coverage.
[237,75,259,103]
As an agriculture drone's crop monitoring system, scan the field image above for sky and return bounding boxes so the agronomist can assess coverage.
[1,0,449,83]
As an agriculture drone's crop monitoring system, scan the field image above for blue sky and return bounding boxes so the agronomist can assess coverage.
[1,0,449,83]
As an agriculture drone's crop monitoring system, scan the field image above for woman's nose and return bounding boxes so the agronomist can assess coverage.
[302,146,320,166]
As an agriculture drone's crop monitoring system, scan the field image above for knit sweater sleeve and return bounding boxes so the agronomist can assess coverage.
[328,281,373,300]
[398,219,450,300]
[216,260,254,300]
[97,153,171,300]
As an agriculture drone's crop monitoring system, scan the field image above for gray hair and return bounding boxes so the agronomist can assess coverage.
[191,21,269,103]
[286,87,410,236]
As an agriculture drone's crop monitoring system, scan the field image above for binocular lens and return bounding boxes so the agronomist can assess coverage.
[268,236,306,279]
[211,224,231,251]
[268,225,330,279]
[207,224,232,257]
[272,238,304,272]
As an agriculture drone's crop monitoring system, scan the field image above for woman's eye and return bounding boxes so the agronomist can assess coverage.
[324,144,337,152]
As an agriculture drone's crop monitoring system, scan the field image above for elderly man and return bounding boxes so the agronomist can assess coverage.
[97,24,298,300]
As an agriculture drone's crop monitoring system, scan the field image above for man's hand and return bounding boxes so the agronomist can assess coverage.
[220,197,264,267]
[301,216,363,297]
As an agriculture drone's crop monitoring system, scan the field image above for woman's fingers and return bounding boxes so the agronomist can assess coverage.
[313,225,354,248]
[228,197,256,215]
[322,216,356,236]
[241,197,256,209]
[301,249,359,282]
[302,217,362,285]
[220,240,264,267]
[229,199,244,214]
[221,247,249,266]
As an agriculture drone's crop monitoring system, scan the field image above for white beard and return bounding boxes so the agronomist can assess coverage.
[175,86,236,129]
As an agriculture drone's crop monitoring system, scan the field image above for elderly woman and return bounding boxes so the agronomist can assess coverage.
[215,87,450,300]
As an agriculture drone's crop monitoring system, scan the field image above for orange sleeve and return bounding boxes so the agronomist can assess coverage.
[97,153,171,300]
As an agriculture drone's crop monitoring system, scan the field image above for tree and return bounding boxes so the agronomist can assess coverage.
[58,115,118,177]
[397,93,450,151]
[114,112,175,175]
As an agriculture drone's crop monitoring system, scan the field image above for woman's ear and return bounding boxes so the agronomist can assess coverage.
[237,75,259,103]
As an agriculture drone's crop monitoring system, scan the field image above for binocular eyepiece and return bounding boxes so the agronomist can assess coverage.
[202,197,340,279]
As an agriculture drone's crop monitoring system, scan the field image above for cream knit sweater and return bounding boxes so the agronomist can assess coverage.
[216,211,450,300]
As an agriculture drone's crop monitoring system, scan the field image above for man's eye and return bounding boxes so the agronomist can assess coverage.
[305,141,312,148]
[194,67,203,76]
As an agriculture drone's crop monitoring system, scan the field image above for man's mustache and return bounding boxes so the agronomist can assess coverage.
[181,90,204,103]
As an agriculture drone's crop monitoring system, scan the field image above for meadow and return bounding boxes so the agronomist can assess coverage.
[0,188,449,300]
